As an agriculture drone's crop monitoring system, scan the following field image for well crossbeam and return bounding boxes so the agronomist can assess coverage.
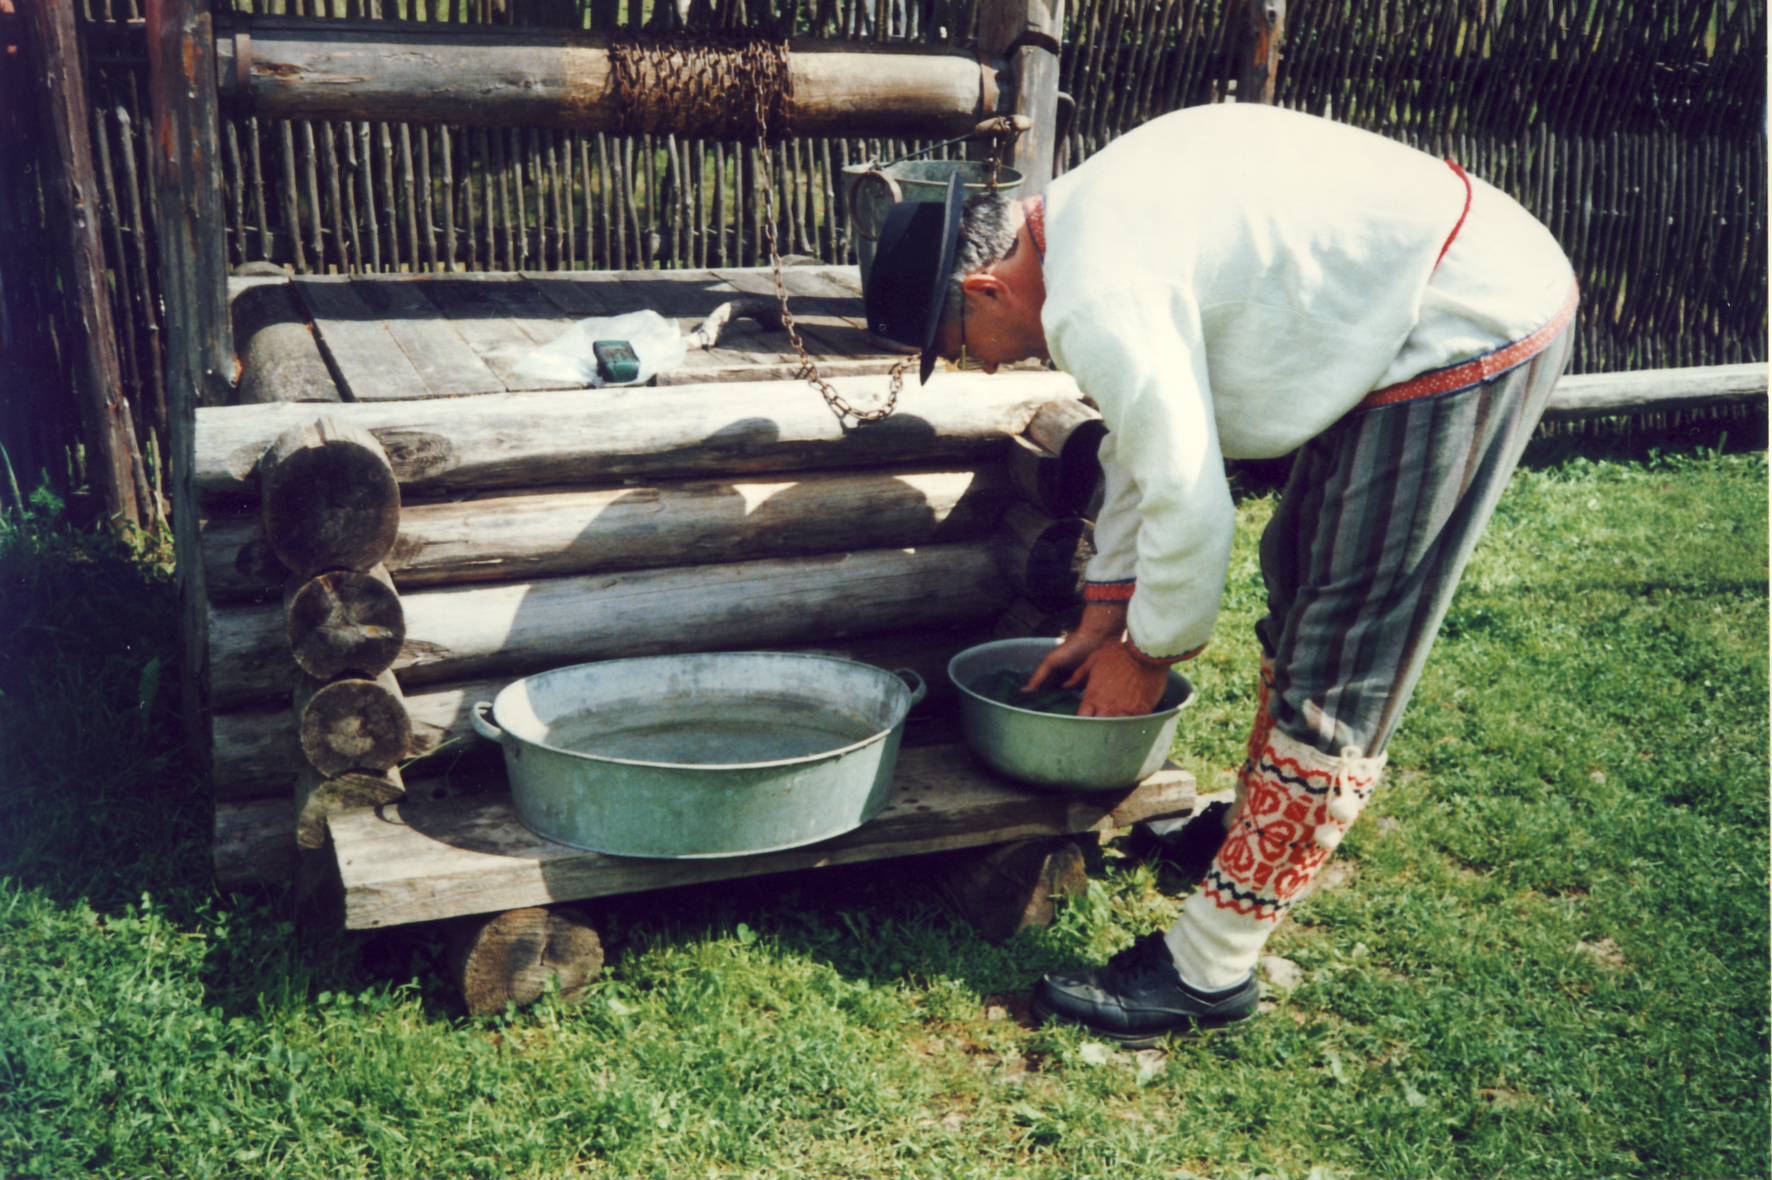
[215,18,1002,138]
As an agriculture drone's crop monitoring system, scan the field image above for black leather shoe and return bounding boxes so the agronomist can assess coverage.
[1126,801,1231,884]
[1033,933,1258,1047]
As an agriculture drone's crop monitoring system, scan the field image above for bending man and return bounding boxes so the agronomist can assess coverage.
[864,103,1577,1046]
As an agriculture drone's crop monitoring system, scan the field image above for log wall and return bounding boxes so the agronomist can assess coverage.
[197,376,1105,875]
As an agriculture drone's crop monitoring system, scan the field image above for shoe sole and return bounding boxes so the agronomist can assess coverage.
[1029,998,1256,1049]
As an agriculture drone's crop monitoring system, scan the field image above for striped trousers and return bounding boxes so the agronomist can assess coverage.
[1164,319,1575,991]
[1256,323,1576,758]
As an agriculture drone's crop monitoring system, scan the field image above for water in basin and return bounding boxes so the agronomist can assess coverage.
[542,697,881,765]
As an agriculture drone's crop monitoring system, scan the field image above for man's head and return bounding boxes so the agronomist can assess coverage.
[864,178,1048,381]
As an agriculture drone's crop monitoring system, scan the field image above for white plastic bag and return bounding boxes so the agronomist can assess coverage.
[512,310,687,387]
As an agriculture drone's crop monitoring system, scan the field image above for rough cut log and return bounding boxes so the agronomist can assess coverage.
[284,564,405,679]
[210,624,988,799]
[448,905,605,1016]
[1021,399,1106,515]
[936,836,1090,942]
[296,763,405,850]
[993,596,1079,640]
[209,541,1010,708]
[232,281,342,405]
[202,467,1011,601]
[1542,362,1768,419]
[994,504,1094,612]
[1005,435,1067,516]
[215,20,997,138]
[295,669,412,776]
[259,416,402,576]
[214,796,296,890]
[194,370,1084,499]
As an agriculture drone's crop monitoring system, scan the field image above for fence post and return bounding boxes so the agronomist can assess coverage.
[980,0,1065,198]
[1236,0,1285,105]
[145,0,232,769]
[21,0,148,528]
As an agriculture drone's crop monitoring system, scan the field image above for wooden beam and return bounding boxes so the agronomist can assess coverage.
[1543,363,1767,419]
[21,0,147,527]
[207,541,1011,707]
[978,0,1064,196]
[146,0,234,770]
[231,281,342,405]
[1235,0,1286,106]
[202,466,1012,601]
[192,369,1084,499]
[213,20,998,138]
[327,743,1196,929]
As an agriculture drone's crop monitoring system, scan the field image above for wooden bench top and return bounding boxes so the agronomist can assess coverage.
[230,265,915,401]
[327,742,1196,930]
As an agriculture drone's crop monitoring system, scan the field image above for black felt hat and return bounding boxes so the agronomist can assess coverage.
[863,174,965,384]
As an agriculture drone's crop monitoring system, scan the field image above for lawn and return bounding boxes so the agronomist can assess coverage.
[1,442,1766,1179]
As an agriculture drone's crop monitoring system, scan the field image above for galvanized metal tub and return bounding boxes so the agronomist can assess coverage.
[472,652,926,858]
[948,637,1196,792]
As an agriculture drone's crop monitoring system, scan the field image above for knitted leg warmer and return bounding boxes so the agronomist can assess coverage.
[1166,723,1386,991]
[1224,658,1278,834]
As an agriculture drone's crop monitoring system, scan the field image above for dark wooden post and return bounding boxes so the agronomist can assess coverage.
[21,0,148,528]
[1236,0,1285,106]
[979,0,1064,196]
[146,0,234,766]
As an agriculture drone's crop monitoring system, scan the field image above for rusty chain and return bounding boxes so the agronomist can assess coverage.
[750,75,909,426]
[611,34,907,427]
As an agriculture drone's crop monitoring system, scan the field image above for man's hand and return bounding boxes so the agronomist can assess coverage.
[1067,641,1171,717]
[1025,603,1127,693]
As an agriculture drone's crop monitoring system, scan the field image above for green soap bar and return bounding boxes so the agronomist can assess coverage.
[970,668,1085,717]
[593,339,642,384]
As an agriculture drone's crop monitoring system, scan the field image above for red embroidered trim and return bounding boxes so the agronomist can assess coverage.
[1356,281,1580,412]
[1435,160,1472,270]
[1027,195,1046,262]
[1083,581,1136,603]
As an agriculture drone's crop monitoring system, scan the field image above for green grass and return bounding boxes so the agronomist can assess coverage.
[2,446,1766,1179]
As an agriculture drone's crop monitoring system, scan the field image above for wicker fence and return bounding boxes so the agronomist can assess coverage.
[1,0,1765,515]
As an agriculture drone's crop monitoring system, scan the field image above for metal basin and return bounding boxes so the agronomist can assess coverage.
[948,637,1195,792]
[472,652,926,858]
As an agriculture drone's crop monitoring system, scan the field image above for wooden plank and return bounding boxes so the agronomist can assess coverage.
[1543,362,1767,419]
[713,266,897,361]
[348,279,505,398]
[193,368,1085,499]
[561,269,797,375]
[412,275,578,392]
[330,744,1197,929]
[518,271,619,317]
[294,277,431,402]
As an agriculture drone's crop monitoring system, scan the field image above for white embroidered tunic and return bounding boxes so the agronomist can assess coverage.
[1039,103,1577,661]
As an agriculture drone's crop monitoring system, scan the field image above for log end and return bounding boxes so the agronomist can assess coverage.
[449,905,606,1016]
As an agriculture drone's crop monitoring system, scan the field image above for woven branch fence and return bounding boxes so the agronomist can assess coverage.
[1,0,1764,514]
